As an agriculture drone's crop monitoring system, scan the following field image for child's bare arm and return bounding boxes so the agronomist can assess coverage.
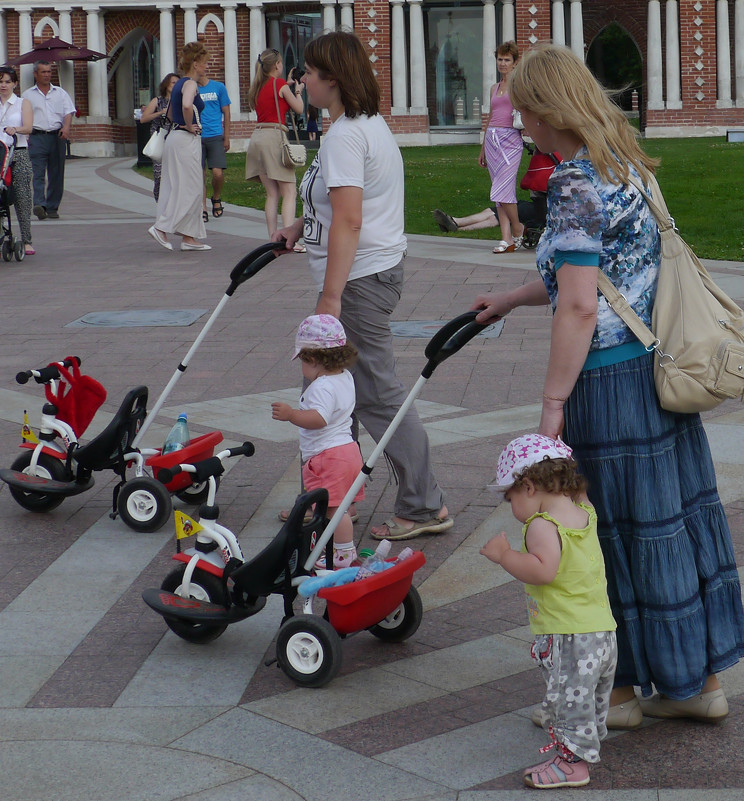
[271,402,326,429]
[480,517,561,585]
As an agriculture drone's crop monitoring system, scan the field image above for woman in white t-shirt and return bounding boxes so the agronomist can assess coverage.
[0,67,34,255]
[274,31,453,543]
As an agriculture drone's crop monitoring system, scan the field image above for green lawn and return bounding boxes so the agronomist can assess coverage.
[136,137,744,260]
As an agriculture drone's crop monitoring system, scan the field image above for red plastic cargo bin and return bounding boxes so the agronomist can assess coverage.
[318,550,426,635]
[146,431,223,493]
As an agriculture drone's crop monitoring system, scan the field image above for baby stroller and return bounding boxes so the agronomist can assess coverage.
[0,137,24,262]
[518,143,561,249]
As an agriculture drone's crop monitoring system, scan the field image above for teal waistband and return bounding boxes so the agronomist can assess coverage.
[582,340,648,371]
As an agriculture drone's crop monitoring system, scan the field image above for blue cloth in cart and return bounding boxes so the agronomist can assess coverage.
[298,567,358,597]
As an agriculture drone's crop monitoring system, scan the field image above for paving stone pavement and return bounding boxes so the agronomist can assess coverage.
[1,158,744,801]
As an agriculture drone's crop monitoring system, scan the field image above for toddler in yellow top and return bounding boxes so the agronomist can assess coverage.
[481,433,617,790]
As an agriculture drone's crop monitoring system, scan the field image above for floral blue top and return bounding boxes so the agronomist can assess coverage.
[535,150,661,351]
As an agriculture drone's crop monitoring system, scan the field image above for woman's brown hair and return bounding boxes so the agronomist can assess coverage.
[303,31,379,118]
[158,72,179,98]
[496,40,520,63]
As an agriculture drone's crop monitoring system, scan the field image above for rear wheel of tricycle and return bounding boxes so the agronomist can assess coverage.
[9,451,68,512]
[117,476,172,532]
[368,585,423,643]
[175,476,219,506]
[161,566,228,644]
[13,241,24,261]
[276,614,342,688]
[1,239,12,261]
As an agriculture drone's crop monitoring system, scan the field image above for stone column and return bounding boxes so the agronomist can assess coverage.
[736,0,744,104]
[321,0,337,33]
[157,4,176,78]
[183,2,198,44]
[0,10,5,67]
[56,6,76,100]
[717,0,733,105]
[665,0,681,108]
[340,1,354,30]
[222,2,241,116]
[85,5,108,117]
[409,0,427,113]
[501,0,515,42]
[647,0,664,109]
[247,0,266,120]
[569,0,584,60]
[390,0,408,112]
[268,17,281,50]
[482,0,497,111]
[552,0,566,46]
[18,9,33,91]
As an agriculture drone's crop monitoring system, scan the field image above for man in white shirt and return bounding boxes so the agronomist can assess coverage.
[21,61,76,220]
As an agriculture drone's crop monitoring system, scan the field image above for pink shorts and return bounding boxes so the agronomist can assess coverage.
[302,442,365,508]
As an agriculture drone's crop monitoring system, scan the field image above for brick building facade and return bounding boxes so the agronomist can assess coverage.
[1,1,742,157]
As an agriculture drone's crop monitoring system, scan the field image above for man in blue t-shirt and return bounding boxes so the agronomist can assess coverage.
[197,76,231,219]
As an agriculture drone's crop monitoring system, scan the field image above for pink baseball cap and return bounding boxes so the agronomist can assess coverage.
[292,314,347,359]
[495,433,573,488]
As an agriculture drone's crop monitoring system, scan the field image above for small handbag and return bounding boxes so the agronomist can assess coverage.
[596,173,744,413]
[142,98,171,163]
[273,79,307,168]
[512,108,524,130]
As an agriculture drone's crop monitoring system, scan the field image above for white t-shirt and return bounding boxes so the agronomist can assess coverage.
[299,113,407,290]
[0,95,28,147]
[298,370,355,460]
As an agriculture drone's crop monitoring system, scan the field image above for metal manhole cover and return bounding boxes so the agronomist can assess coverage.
[390,319,504,338]
[67,309,208,328]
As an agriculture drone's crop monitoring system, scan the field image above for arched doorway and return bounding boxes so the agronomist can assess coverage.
[586,22,643,128]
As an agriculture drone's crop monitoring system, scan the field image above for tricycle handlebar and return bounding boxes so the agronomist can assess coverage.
[157,441,254,485]
[16,356,81,385]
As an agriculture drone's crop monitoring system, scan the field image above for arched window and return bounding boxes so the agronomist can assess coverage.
[133,34,158,109]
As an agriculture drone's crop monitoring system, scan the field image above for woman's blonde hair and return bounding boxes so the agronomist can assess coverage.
[247,48,282,112]
[178,41,209,76]
[509,43,657,184]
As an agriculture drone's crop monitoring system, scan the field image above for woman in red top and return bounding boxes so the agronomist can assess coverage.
[245,49,305,238]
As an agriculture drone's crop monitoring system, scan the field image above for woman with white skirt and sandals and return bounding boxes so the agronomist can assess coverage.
[148,42,211,253]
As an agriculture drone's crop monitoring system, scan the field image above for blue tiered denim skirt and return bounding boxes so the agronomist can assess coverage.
[564,352,744,699]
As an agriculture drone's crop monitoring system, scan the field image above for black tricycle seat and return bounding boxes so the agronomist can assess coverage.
[142,488,329,625]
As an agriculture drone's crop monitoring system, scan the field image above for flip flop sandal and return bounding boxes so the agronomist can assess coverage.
[432,209,458,232]
[202,210,209,223]
[523,754,590,789]
[370,515,454,541]
[492,240,516,254]
[211,198,224,218]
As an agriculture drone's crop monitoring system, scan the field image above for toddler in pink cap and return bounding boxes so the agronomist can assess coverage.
[481,433,617,789]
[271,315,364,568]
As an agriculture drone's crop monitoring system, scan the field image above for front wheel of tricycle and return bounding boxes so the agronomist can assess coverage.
[9,451,68,512]
[368,585,423,643]
[276,615,342,688]
[161,566,228,644]
[175,476,219,506]
[117,476,172,532]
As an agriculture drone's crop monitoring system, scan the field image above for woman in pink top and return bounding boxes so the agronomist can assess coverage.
[479,41,524,254]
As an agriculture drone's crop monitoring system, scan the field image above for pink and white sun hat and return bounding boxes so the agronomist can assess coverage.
[292,314,347,359]
[495,433,574,488]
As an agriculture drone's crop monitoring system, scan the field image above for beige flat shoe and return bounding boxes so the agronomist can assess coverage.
[531,696,642,730]
[639,688,728,723]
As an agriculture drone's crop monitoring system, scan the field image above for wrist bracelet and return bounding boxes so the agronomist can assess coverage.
[542,392,567,403]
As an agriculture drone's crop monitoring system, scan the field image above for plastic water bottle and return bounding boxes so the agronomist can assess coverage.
[162,413,190,454]
[394,547,414,564]
[354,539,391,581]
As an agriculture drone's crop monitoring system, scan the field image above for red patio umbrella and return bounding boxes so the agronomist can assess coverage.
[9,36,107,66]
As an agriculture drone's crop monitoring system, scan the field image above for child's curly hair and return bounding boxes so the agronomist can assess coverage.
[298,343,358,371]
[511,457,588,499]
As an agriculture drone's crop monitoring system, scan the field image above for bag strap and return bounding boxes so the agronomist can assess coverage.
[595,271,657,351]
[273,78,301,143]
[626,172,676,235]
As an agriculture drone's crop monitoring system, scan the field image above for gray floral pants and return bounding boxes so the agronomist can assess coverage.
[532,631,617,763]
